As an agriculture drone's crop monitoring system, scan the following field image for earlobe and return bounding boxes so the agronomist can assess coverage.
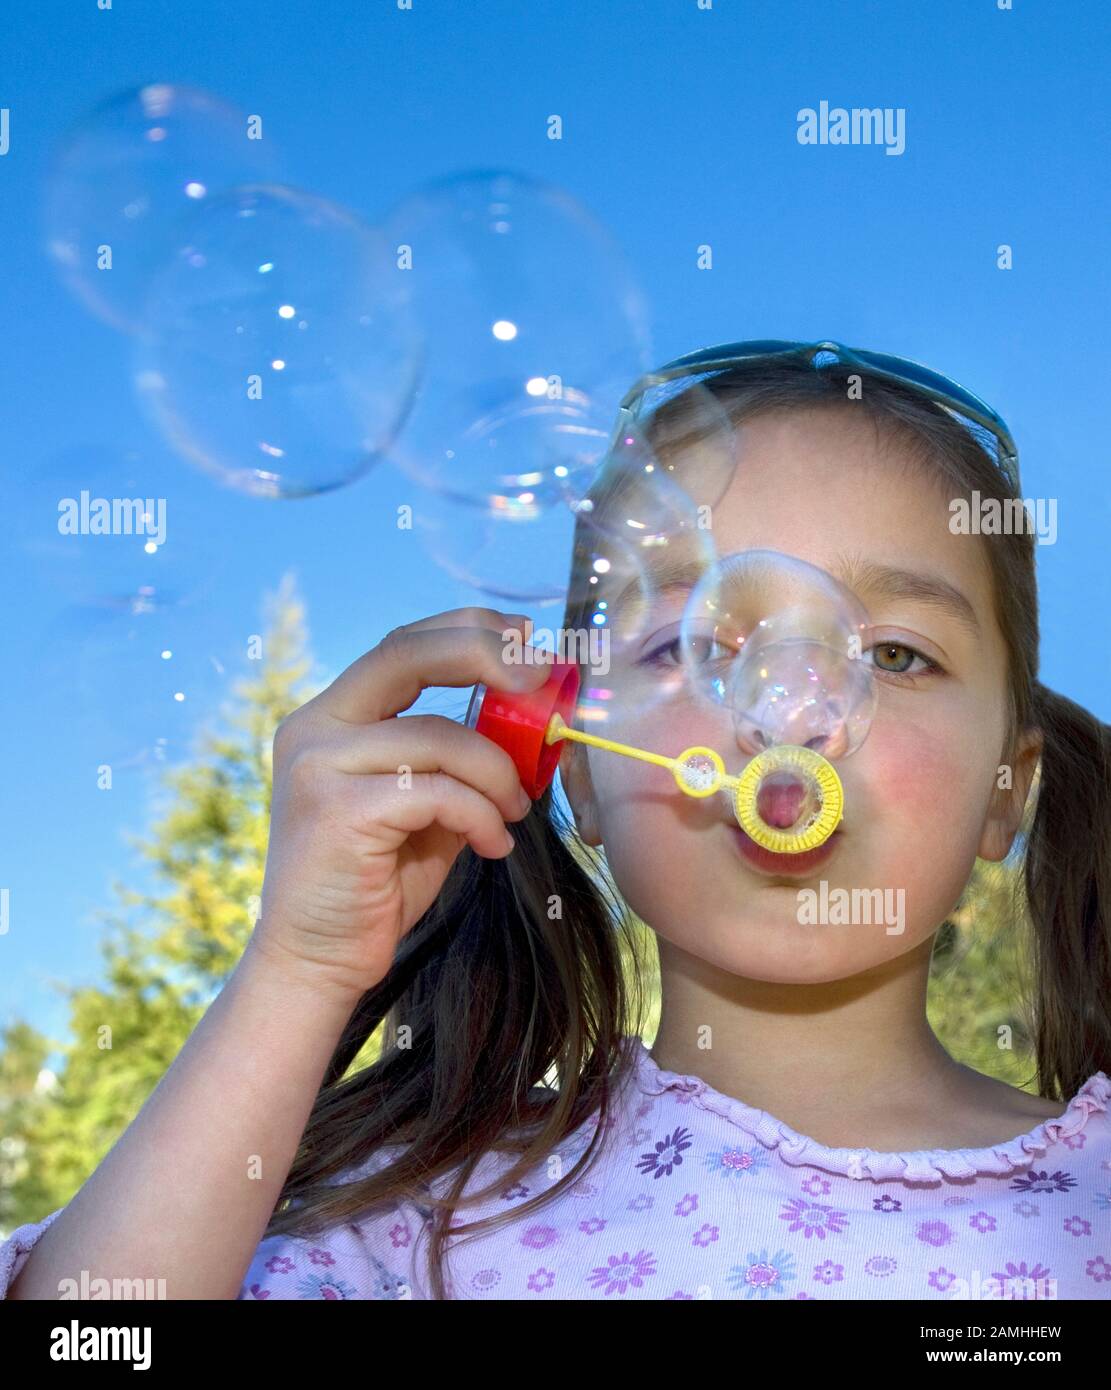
[559,742,602,846]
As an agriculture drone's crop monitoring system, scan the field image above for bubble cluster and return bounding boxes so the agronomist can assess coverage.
[678,549,877,761]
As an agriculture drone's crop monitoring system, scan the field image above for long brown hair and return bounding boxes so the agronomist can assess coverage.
[262,353,1111,1298]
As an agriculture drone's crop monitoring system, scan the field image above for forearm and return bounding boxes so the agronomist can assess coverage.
[8,938,359,1300]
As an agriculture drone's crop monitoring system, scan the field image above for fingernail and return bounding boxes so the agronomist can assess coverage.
[503,829,516,853]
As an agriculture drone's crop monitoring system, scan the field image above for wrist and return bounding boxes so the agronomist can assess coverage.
[239,931,368,1017]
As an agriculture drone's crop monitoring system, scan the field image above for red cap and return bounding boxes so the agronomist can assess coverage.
[471,661,581,800]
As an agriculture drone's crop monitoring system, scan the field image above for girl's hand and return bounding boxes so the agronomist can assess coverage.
[249,608,552,1002]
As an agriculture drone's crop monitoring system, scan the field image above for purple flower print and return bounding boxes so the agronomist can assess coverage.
[667,1290,695,1300]
[587,1249,658,1295]
[521,1224,560,1250]
[264,1255,294,1275]
[1009,1169,1077,1195]
[873,1194,902,1213]
[801,1175,832,1197]
[388,1219,411,1249]
[470,1268,502,1293]
[692,1223,720,1247]
[813,1260,843,1285]
[307,1247,335,1267]
[968,1211,997,1234]
[636,1126,693,1178]
[864,1255,897,1278]
[1062,1131,1087,1151]
[578,1216,606,1235]
[1064,1215,1092,1237]
[779,1197,849,1240]
[1013,1200,1039,1219]
[705,1145,767,1179]
[915,1220,954,1248]
[928,1267,958,1293]
[725,1249,798,1300]
[985,1261,1054,1300]
[500,1181,531,1201]
[527,1267,556,1293]
[627,1193,653,1212]
[1094,1190,1111,1213]
[674,1193,698,1218]
[1086,1256,1111,1284]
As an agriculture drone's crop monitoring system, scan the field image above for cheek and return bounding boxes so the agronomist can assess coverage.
[865,708,999,845]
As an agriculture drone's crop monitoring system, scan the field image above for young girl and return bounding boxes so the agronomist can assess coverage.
[4,343,1110,1302]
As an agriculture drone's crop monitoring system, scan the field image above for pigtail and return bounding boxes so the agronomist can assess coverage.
[1024,681,1111,1098]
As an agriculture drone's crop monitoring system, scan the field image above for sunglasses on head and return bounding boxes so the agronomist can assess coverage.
[611,338,1020,495]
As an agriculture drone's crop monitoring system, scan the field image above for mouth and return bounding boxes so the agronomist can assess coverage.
[729,822,843,877]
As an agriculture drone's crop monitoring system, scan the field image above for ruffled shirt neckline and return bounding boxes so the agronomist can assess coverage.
[624,1036,1111,1183]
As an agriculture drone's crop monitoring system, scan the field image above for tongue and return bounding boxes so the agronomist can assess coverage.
[756,775,806,829]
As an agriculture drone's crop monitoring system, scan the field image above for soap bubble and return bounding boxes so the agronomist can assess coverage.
[413,482,576,606]
[44,83,279,335]
[561,474,719,733]
[382,170,651,496]
[422,388,612,513]
[571,378,739,546]
[132,184,421,498]
[678,549,876,760]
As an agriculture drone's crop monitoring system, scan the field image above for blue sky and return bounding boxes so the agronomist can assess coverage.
[2,0,1109,1051]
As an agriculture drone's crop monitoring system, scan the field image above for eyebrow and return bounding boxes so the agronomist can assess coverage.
[830,553,981,639]
[610,549,981,638]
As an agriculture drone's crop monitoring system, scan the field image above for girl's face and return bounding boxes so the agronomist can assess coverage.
[561,406,1040,984]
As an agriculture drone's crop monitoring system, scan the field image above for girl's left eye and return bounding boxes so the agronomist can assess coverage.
[865,641,943,680]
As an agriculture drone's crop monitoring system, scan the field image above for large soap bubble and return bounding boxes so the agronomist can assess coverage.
[132,184,421,498]
[44,83,279,335]
[381,170,651,498]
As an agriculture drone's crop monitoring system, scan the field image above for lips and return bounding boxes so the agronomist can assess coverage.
[730,822,842,876]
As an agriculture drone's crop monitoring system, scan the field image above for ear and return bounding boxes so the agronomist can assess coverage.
[978,726,1043,863]
[558,739,603,847]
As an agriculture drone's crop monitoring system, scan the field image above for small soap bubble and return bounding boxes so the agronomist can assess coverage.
[678,753,721,793]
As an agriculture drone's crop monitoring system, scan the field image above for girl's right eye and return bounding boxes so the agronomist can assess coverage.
[639,634,732,668]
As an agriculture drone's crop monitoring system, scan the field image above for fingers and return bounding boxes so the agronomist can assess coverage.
[311,713,536,822]
[361,771,520,860]
[309,608,555,725]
